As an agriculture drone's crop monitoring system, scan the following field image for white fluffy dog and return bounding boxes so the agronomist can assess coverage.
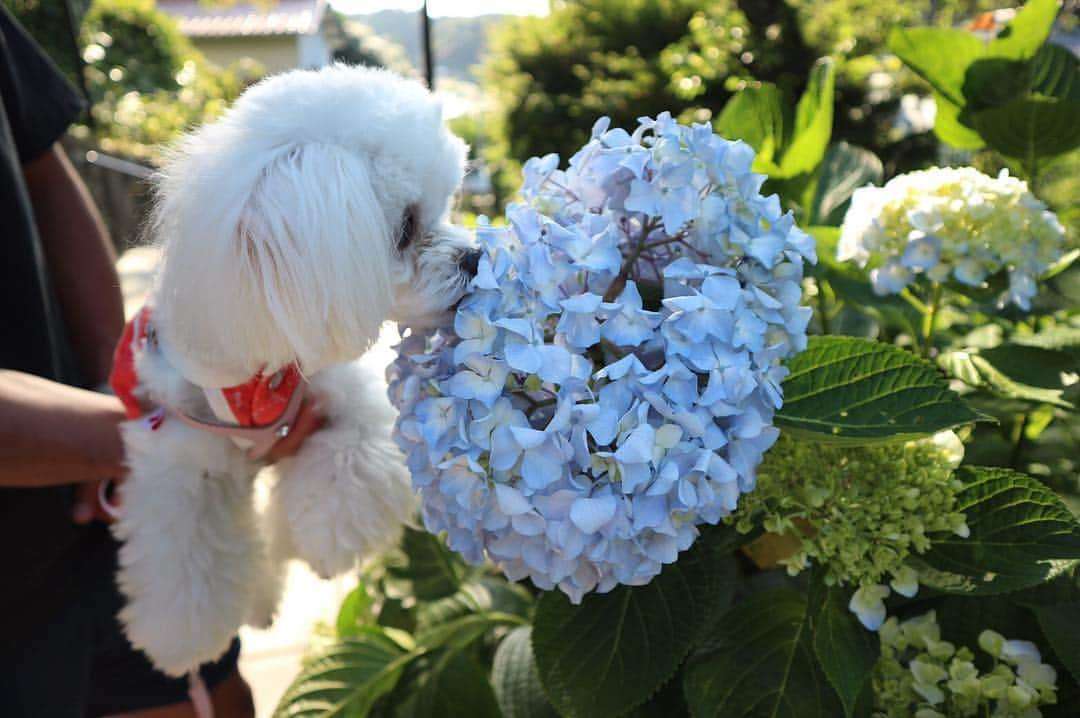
[109,65,478,677]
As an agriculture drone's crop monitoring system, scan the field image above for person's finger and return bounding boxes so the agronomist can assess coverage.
[72,481,96,524]
[265,397,328,462]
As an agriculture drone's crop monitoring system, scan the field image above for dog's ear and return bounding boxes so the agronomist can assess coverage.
[153,141,394,383]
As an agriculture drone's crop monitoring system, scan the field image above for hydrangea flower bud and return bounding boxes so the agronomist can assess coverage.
[734,431,966,596]
[874,611,1059,717]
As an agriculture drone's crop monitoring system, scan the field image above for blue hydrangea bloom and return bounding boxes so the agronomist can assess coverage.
[388,114,815,603]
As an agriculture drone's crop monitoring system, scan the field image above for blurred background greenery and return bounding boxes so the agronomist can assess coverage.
[8,0,1076,218]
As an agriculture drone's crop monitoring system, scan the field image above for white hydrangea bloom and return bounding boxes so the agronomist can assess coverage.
[839,167,1066,310]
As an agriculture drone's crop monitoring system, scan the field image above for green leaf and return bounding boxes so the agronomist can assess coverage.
[987,0,1061,62]
[1030,43,1080,100]
[492,626,560,718]
[776,58,836,179]
[715,82,786,171]
[401,649,502,718]
[415,576,533,632]
[932,593,1043,658]
[337,582,374,638]
[932,92,986,150]
[376,597,416,633]
[385,527,468,602]
[1011,325,1080,355]
[1027,602,1080,683]
[888,27,988,105]
[531,542,716,718]
[938,348,1075,409]
[274,627,411,718]
[971,96,1080,160]
[809,580,879,718]
[414,612,522,653]
[962,57,1031,111]
[807,142,883,226]
[682,589,841,718]
[1011,574,1080,683]
[775,336,986,443]
[916,466,1080,595]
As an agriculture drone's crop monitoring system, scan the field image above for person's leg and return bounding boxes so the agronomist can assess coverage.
[0,528,96,718]
[107,669,254,718]
[86,529,253,718]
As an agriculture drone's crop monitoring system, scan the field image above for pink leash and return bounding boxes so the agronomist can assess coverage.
[188,670,215,718]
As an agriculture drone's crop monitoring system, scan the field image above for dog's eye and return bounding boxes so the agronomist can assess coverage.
[397,208,418,250]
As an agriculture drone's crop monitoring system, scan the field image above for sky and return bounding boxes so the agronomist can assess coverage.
[328,0,550,17]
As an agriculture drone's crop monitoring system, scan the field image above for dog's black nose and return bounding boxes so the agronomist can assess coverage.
[459,249,483,277]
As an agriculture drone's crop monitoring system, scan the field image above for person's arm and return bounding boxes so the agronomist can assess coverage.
[1,368,327,521]
[23,143,123,387]
[0,369,126,488]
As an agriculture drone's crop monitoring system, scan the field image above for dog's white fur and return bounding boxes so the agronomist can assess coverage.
[115,65,474,676]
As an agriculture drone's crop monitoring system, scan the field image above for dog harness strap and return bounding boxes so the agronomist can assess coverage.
[168,379,307,460]
[109,305,308,461]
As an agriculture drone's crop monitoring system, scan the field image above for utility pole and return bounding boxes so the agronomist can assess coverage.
[421,0,434,88]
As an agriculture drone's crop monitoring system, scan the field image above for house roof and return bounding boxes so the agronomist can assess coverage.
[157,0,328,38]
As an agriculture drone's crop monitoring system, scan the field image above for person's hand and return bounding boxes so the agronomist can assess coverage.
[70,397,327,524]
[263,396,328,462]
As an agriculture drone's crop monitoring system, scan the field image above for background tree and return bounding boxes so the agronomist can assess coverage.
[481,0,1014,199]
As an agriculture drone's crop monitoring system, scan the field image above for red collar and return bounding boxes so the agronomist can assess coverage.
[110,306,307,459]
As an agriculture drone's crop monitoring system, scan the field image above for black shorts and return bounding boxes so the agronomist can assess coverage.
[0,522,241,717]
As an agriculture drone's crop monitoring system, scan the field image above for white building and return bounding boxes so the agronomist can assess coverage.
[158,0,331,74]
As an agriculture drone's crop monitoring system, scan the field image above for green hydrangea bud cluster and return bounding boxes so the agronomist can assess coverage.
[733,431,968,589]
[873,611,1058,718]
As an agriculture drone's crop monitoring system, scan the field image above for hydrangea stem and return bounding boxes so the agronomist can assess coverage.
[603,219,659,302]
[920,283,943,358]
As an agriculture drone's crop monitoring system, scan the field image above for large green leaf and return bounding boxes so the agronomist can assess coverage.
[987,0,1061,61]
[775,336,985,443]
[971,95,1080,160]
[932,92,986,150]
[962,57,1031,112]
[414,612,522,654]
[807,142,883,227]
[888,27,987,105]
[715,83,786,172]
[916,466,1080,595]
[337,582,375,638]
[531,542,716,718]
[274,627,411,718]
[385,527,468,601]
[1003,574,1080,692]
[492,626,560,718]
[398,649,502,718]
[415,576,533,632]
[776,59,835,179]
[809,581,878,718]
[1027,602,1080,684]
[1030,43,1080,99]
[682,589,841,718]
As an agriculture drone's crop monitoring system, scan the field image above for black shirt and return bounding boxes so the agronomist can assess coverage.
[1,5,85,382]
[0,4,91,608]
